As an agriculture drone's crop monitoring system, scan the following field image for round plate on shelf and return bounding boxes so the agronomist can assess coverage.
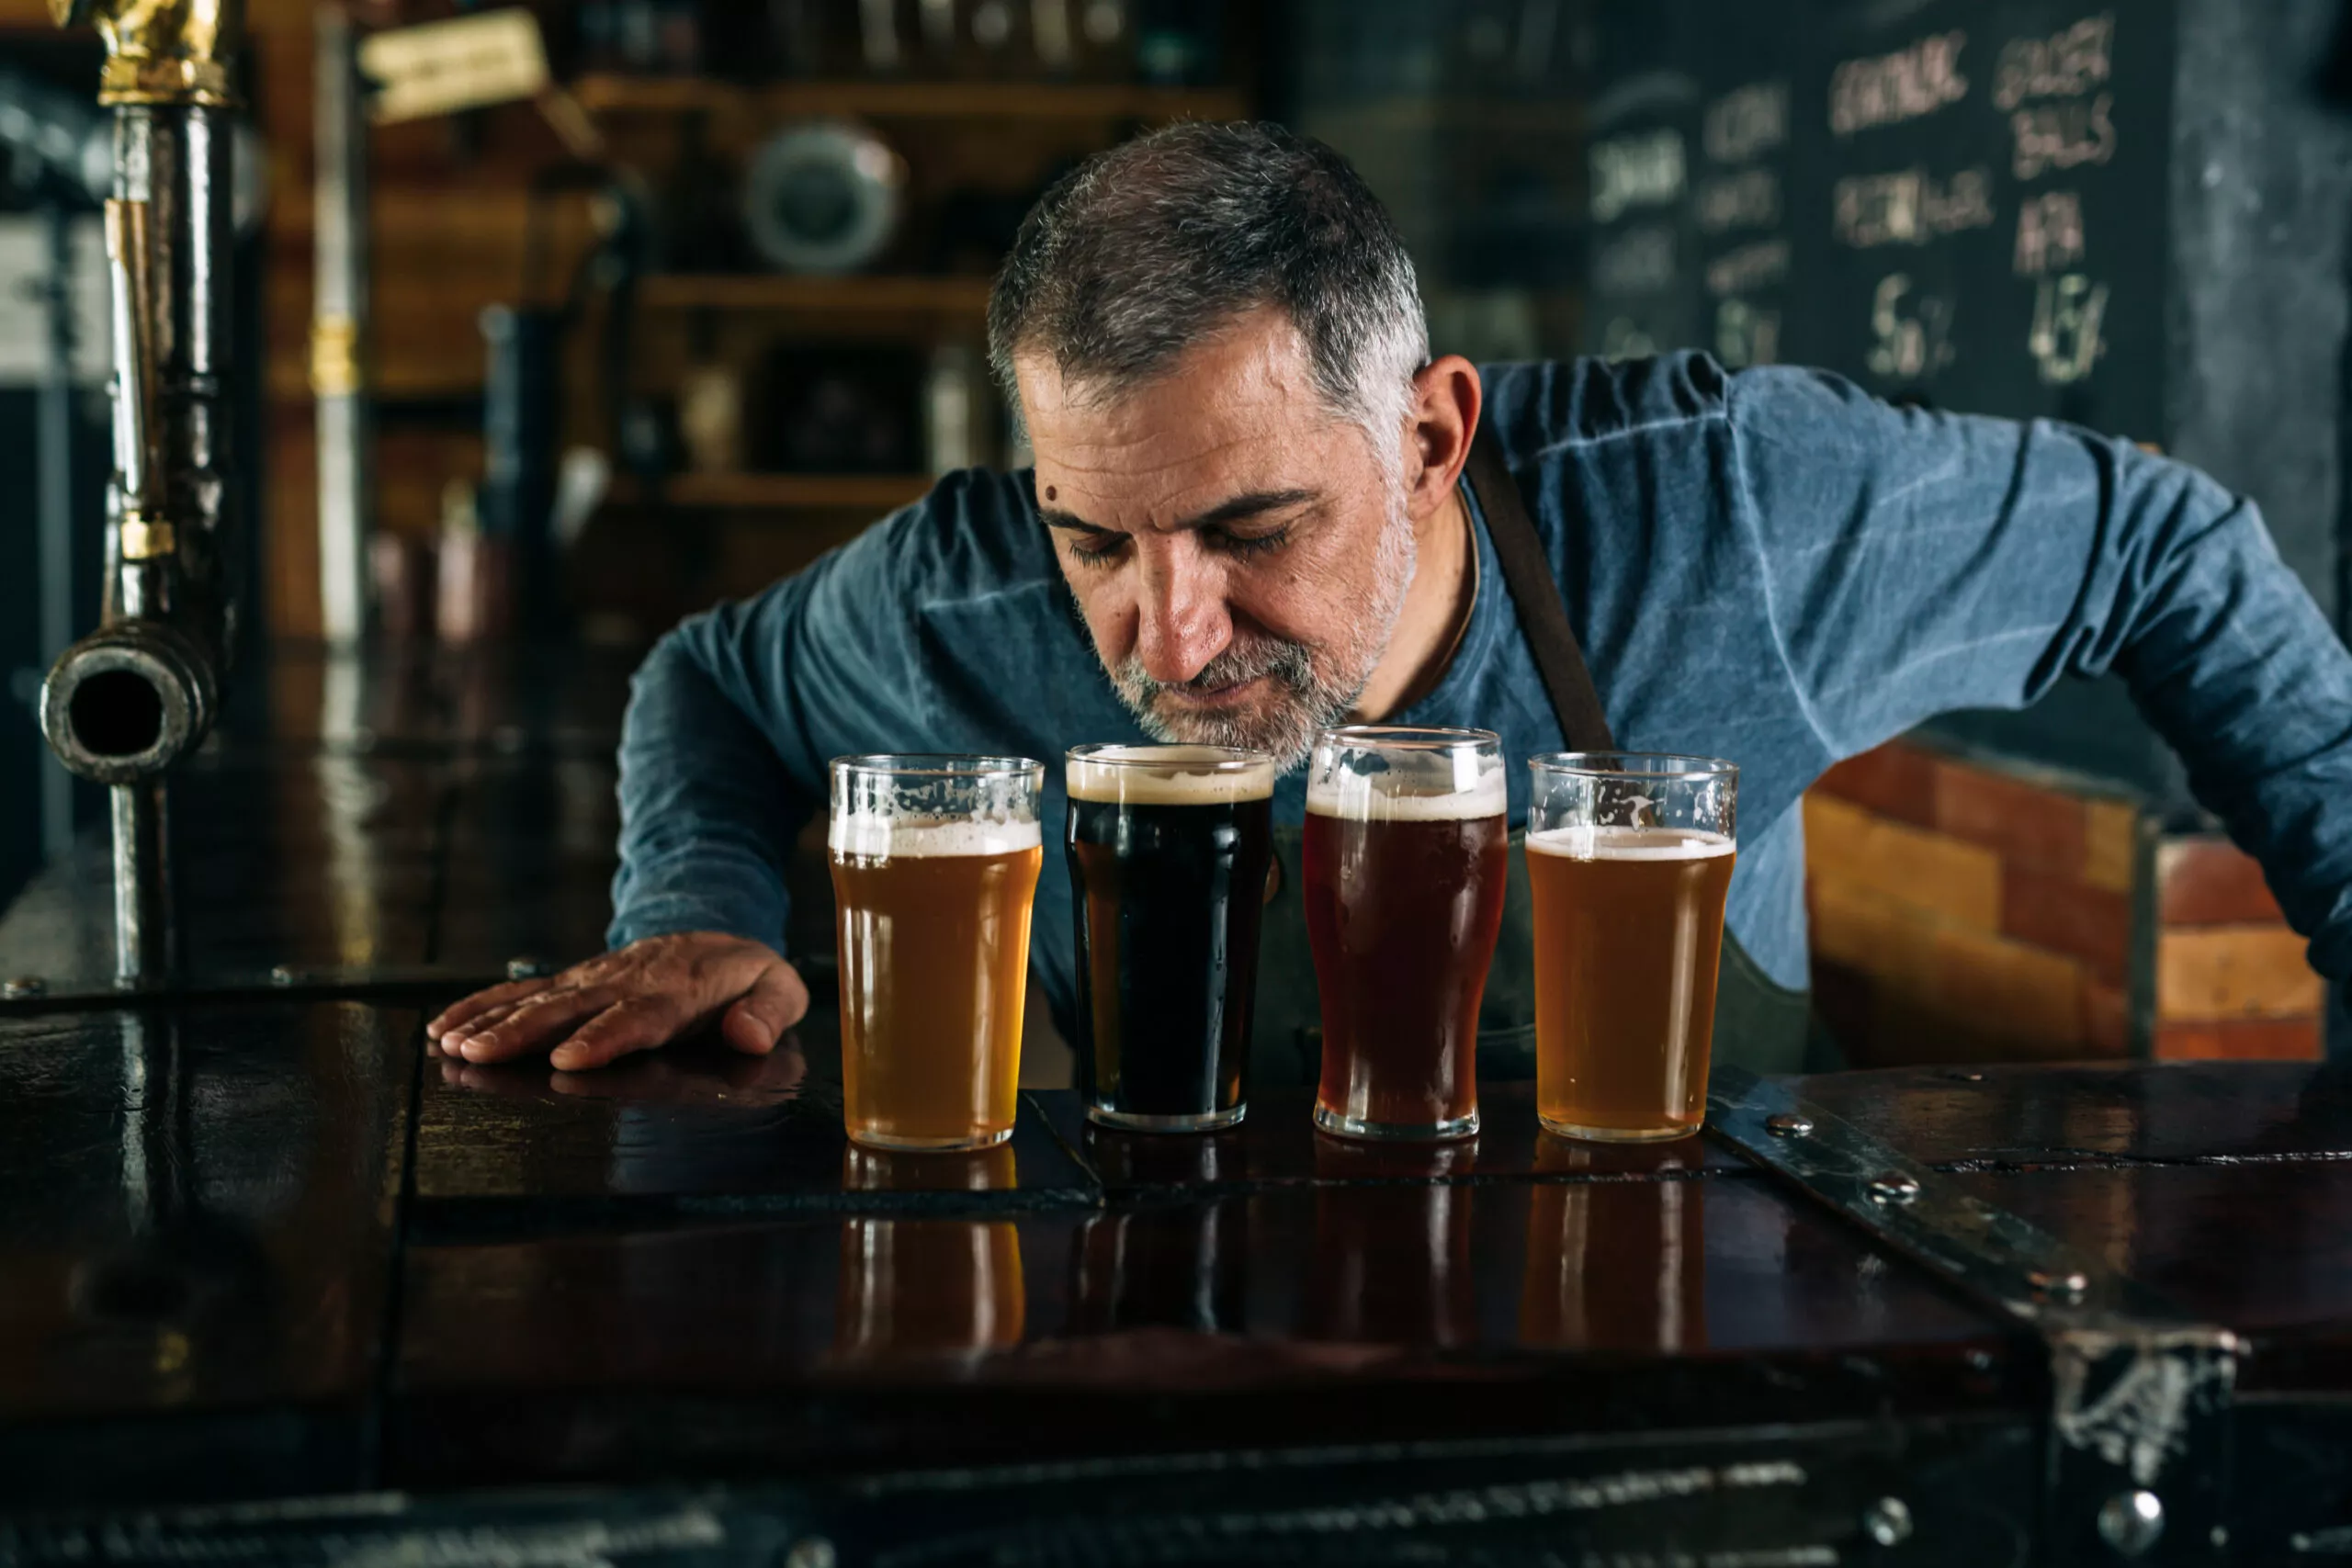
[741,118,907,276]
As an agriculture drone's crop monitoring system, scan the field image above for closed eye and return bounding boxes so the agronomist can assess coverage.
[1065,532,1129,568]
[1208,525,1290,558]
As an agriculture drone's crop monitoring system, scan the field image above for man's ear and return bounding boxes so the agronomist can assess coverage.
[1403,355,1483,520]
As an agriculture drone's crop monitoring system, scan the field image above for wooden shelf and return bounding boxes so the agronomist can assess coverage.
[571,73,1249,124]
[610,472,934,511]
[639,274,994,314]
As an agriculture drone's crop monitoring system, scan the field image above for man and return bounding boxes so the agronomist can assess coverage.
[428,121,2352,1077]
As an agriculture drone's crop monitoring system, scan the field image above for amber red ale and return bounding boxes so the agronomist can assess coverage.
[1304,728,1509,1141]
[1528,827,1736,1141]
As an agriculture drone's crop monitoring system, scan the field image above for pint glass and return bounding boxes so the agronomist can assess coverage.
[1527,752,1738,1143]
[1066,744,1276,1132]
[829,754,1045,1151]
[1304,727,1508,1140]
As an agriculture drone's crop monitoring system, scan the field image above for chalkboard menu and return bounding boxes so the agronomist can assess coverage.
[1580,0,2352,799]
[1588,1,2173,432]
[1792,2,2170,440]
[1584,0,1800,372]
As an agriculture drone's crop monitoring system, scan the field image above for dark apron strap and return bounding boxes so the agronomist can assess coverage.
[1462,422,1614,752]
[1456,417,1818,1077]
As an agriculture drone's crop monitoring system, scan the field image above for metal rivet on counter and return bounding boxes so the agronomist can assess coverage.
[784,1540,836,1568]
[2030,1269,2089,1303]
[507,955,554,981]
[1868,1171,1921,1204]
[1764,1111,1814,1138]
[2097,1489,2165,1557]
[1,976,47,1001]
[1861,1495,1914,1547]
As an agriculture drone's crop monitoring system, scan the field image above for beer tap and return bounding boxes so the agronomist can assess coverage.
[37,0,243,986]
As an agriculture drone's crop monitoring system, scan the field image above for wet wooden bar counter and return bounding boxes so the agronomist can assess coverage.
[2,652,2349,1565]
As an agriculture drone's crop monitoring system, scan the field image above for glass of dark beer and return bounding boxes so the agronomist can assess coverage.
[1304,727,1509,1141]
[1065,744,1276,1132]
[1527,752,1738,1143]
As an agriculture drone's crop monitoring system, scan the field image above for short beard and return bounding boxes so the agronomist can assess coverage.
[1096,483,1418,773]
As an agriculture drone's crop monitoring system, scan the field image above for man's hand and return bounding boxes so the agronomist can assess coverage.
[425,932,809,1071]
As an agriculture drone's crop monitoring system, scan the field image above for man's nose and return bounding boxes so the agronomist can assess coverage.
[1132,542,1232,685]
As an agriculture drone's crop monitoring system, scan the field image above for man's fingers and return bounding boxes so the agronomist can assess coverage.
[719,964,809,1055]
[448,984,622,1064]
[428,976,555,1040]
[549,996,688,1072]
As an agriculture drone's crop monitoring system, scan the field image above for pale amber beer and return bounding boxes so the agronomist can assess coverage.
[1527,754,1738,1143]
[829,755,1045,1151]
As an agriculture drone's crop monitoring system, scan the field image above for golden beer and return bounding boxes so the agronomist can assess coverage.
[1528,825,1736,1141]
[830,755,1046,1151]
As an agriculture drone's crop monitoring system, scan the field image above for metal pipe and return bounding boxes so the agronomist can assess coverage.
[108,777,174,984]
[37,206,77,864]
[39,0,243,987]
[313,2,369,645]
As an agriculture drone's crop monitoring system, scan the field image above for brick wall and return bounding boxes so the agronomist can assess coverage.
[2154,839,2325,1058]
[1805,739,2326,1066]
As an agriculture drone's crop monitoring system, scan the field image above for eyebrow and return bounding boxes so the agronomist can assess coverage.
[1038,488,1320,537]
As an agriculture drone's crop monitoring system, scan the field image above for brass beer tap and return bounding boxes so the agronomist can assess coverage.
[40,0,245,985]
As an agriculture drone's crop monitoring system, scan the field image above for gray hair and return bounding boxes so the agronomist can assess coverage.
[987,121,1430,457]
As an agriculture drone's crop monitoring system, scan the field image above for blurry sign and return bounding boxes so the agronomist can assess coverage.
[359,9,550,124]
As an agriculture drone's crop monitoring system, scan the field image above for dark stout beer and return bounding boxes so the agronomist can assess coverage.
[1304,729,1508,1141]
[1066,746,1275,1132]
[1527,826,1736,1141]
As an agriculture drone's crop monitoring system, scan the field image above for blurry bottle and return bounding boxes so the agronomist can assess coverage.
[924,343,979,475]
[435,480,512,645]
[858,0,908,73]
[680,359,746,477]
[968,0,1019,74]
[1134,0,1221,86]
[1030,0,1078,75]
[1077,0,1128,81]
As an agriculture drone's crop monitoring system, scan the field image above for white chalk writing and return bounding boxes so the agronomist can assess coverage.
[1833,166,1996,248]
[1706,239,1790,297]
[2014,191,2087,276]
[1705,80,1789,164]
[1696,168,1781,233]
[2012,94,2116,179]
[1993,13,2114,111]
[1868,273,1955,379]
[1829,32,1969,136]
[1590,128,1686,223]
[1600,316,1658,362]
[1715,298,1781,368]
[1593,224,1678,294]
[2030,272,2109,383]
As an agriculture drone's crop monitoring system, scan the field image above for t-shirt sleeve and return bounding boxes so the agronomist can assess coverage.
[605,506,935,953]
[1728,364,2352,979]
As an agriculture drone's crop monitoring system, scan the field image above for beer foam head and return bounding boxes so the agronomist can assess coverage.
[1306,761,1509,821]
[828,815,1043,858]
[1067,746,1276,806]
[1526,826,1736,860]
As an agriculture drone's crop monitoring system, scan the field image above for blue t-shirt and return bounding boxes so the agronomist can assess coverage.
[607,353,2352,1032]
